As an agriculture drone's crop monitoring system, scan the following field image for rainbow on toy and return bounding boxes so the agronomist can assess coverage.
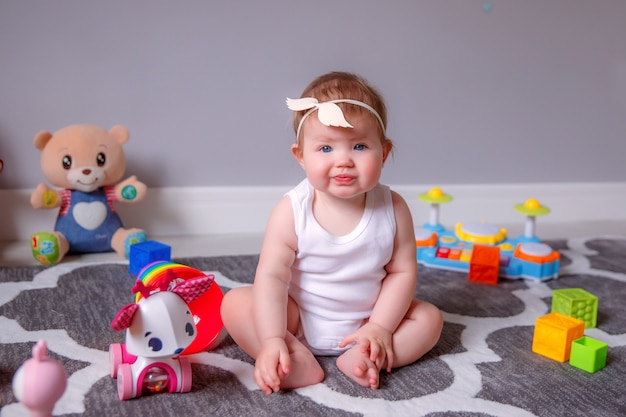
[134,261,224,354]
[415,187,560,281]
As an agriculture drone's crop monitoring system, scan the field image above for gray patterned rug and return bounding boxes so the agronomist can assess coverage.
[1,237,625,417]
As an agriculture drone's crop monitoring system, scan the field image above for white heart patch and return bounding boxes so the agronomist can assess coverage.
[72,201,107,230]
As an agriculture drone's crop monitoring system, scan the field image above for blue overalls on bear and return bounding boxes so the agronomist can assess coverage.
[55,188,123,253]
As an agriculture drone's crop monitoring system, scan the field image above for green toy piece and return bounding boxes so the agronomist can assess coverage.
[551,288,598,328]
[569,336,608,373]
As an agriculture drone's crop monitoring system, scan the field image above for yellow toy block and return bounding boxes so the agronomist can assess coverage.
[532,312,585,362]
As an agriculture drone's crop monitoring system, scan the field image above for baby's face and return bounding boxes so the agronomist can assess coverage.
[293,114,390,201]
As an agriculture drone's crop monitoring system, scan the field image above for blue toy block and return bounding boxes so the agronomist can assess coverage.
[129,240,171,275]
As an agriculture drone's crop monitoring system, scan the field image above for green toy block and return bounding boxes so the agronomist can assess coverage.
[551,288,598,328]
[569,336,608,373]
[532,312,585,362]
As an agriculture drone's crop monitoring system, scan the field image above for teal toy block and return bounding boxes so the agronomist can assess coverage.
[569,336,608,373]
[129,240,171,275]
[551,288,598,328]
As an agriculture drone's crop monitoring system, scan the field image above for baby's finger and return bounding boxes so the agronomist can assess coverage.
[254,371,273,395]
[385,347,394,371]
[369,341,381,362]
[339,333,357,348]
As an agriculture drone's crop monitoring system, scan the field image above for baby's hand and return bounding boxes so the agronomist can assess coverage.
[339,322,394,372]
[254,337,291,394]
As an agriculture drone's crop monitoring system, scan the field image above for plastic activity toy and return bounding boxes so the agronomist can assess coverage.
[129,240,172,275]
[12,340,68,417]
[134,261,225,354]
[110,270,214,400]
[415,188,560,281]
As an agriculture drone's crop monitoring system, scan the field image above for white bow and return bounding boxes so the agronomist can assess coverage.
[286,97,354,128]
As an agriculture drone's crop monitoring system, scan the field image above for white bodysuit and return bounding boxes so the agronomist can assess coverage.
[287,179,396,355]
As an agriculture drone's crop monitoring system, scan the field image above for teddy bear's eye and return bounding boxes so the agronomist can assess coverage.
[62,156,72,170]
[96,153,106,167]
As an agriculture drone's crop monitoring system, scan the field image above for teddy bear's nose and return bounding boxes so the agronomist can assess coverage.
[83,169,91,175]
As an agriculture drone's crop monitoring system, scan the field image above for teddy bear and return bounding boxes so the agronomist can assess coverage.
[30,124,148,265]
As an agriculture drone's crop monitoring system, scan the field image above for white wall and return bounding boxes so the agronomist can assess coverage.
[1,0,625,190]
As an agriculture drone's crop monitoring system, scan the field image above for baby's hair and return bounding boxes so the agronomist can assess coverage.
[293,72,392,150]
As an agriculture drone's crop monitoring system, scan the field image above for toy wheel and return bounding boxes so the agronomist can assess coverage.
[117,364,135,400]
[178,357,193,393]
[109,344,123,378]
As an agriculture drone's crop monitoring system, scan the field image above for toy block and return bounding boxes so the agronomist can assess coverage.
[468,244,500,285]
[551,288,598,328]
[532,312,585,362]
[129,240,172,276]
[569,336,608,373]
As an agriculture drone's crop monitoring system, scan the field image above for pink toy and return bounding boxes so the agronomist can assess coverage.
[109,270,214,400]
[12,340,68,417]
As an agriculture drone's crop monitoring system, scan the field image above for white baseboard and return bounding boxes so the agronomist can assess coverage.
[1,182,625,241]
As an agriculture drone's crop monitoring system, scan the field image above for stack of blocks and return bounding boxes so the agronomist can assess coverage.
[532,288,607,373]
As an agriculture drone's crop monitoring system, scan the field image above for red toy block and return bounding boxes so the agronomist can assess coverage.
[469,244,500,285]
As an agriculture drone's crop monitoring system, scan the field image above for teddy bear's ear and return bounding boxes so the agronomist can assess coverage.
[33,131,53,151]
[109,125,130,145]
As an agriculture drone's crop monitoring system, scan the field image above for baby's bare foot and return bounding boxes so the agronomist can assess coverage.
[280,346,324,390]
[337,347,380,389]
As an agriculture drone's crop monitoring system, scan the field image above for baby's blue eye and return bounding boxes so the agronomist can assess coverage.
[320,145,332,153]
[354,144,366,151]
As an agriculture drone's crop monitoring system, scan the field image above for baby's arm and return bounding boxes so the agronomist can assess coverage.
[252,196,298,393]
[341,191,417,370]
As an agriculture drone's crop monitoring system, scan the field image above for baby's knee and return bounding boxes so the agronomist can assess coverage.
[220,288,250,324]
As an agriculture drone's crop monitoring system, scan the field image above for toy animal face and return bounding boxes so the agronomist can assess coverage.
[34,125,129,192]
[125,292,197,358]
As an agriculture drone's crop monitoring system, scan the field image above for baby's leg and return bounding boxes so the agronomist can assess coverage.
[336,299,442,390]
[336,346,381,389]
[221,287,324,391]
[392,299,443,367]
[279,332,325,390]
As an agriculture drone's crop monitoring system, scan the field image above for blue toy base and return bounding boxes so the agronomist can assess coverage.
[416,222,560,281]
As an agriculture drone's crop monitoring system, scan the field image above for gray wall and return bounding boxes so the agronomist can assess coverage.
[1,1,625,190]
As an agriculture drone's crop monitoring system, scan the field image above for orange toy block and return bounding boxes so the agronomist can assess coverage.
[469,244,500,285]
[532,312,585,362]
